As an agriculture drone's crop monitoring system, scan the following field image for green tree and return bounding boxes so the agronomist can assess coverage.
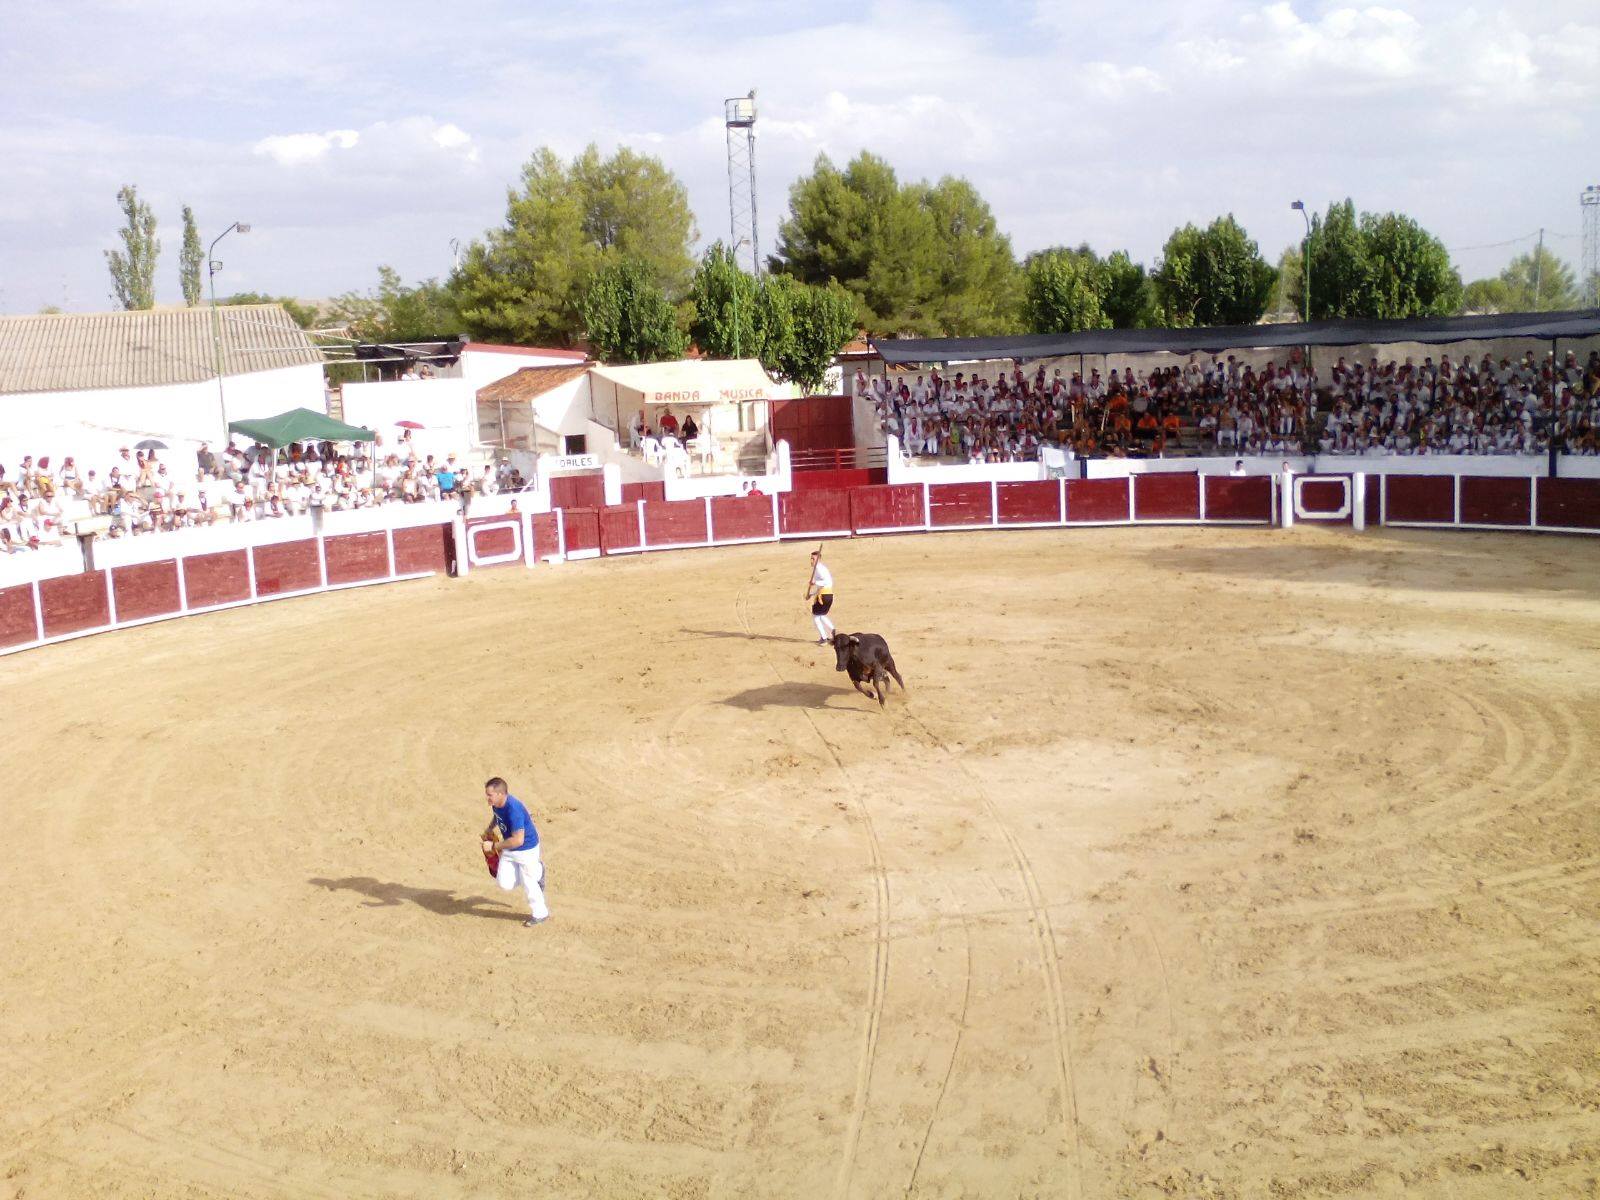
[1304,199,1461,318]
[221,291,321,329]
[1302,200,1367,319]
[1153,215,1276,327]
[179,206,203,306]
[1269,245,1305,320]
[918,176,1022,334]
[1491,246,1579,311]
[105,184,160,310]
[770,151,1018,336]
[579,259,687,364]
[1022,247,1110,333]
[688,242,760,359]
[328,267,460,342]
[759,275,857,393]
[450,145,697,347]
[1100,250,1156,328]
[1462,277,1513,313]
[1358,211,1461,316]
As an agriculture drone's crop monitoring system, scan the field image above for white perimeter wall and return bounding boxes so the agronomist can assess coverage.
[342,378,475,460]
[1,363,325,468]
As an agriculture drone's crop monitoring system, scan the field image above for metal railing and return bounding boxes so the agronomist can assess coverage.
[789,446,887,472]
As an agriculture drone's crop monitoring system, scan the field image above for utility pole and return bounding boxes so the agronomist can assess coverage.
[1533,228,1545,311]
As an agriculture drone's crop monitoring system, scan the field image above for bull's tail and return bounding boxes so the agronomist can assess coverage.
[884,655,906,692]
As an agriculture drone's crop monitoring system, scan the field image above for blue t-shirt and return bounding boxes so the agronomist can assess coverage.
[437,468,457,493]
[491,794,539,850]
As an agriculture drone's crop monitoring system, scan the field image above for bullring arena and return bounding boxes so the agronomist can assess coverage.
[4,476,1600,1199]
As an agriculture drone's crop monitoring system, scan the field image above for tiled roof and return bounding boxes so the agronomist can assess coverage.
[0,305,325,395]
[476,363,593,404]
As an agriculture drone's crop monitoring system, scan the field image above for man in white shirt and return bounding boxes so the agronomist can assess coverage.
[804,549,836,645]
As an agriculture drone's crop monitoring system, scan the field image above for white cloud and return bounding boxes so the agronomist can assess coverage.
[1,0,1597,312]
[253,129,360,167]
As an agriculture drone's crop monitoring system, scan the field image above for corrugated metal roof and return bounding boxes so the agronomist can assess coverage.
[0,305,325,395]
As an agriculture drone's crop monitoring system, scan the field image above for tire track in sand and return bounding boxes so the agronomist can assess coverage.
[904,883,973,1198]
[733,584,890,1200]
[901,708,1086,1199]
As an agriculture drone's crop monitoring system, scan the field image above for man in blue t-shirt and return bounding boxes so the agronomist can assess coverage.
[482,776,550,926]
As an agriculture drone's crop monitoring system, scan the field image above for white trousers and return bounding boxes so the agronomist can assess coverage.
[496,844,549,919]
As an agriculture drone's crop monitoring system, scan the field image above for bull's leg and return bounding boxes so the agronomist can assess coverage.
[851,677,876,699]
[883,654,906,691]
[871,665,887,706]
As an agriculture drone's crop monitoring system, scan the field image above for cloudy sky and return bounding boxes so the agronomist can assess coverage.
[3,0,1596,315]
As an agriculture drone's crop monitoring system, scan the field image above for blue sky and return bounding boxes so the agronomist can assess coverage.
[3,0,1596,314]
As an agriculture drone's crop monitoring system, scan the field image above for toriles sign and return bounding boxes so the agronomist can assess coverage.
[549,454,600,472]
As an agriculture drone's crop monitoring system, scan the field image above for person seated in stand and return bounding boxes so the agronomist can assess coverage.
[1162,409,1183,446]
[658,407,680,437]
[436,457,458,499]
[682,413,699,441]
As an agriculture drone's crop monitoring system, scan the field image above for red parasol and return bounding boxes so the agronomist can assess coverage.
[395,420,425,430]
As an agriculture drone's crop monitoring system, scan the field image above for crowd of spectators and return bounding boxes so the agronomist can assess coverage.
[861,356,1314,462]
[1317,349,1600,456]
[862,346,1600,463]
[0,437,526,552]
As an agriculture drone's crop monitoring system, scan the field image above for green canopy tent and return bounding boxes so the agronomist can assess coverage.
[227,408,376,448]
[228,408,379,494]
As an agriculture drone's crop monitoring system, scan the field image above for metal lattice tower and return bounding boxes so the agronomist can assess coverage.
[1582,186,1600,307]
[725,91,760,277]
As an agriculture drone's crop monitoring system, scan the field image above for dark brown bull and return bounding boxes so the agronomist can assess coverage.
[831,632,906,707]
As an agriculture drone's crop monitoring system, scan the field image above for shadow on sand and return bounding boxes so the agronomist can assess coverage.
[719,681,872,713]
[309,876,526,922]
[681,626,818,646]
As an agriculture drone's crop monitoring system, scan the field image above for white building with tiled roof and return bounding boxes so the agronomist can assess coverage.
[0,304,326,460]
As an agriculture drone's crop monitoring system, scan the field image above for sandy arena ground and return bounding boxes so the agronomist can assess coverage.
[2,525,1599,1199]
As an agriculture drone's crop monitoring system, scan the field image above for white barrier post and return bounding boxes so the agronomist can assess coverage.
[1198,474,1208,522]
[704,496,714,544]
[176,556,190,612]
[32,580,43,641]
[1279,472,1293,528]
[770,491,780,541]
[990,480,999,527]
[555,508,568,559]
[1452,475,1462,527]
[1529,475,1539,529]
[1058,477,1067,524]
[385,528,397,579]
[637,499,647,549]
[1352,474,1366,531]
[104,568,118,626]
[521,509,536,569]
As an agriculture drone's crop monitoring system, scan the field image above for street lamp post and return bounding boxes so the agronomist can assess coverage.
[1290,200,1311,323]
[208,221,251,442]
